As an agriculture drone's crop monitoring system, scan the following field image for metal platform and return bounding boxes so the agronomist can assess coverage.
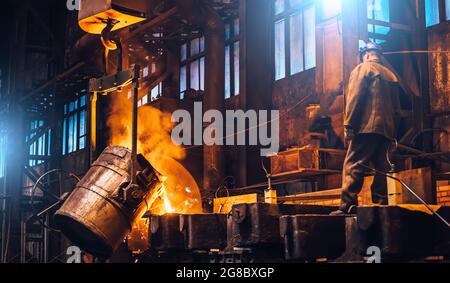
[142,204,450,263]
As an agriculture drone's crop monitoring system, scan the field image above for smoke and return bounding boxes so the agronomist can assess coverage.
[107,88,186,161]
[106,87,202,214]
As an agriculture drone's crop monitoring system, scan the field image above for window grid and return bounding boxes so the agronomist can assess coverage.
[180,36,206,99]
[424,0,450,27]
[26,120,51,167]
[138,81,163,106]
[447,0,450,20]
[367,0,390,45]
[274,0,316,81]
[225,18,240,99]
[62,94,87,155]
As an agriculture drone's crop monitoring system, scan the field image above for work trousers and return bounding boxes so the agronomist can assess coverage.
[340,133,391,211]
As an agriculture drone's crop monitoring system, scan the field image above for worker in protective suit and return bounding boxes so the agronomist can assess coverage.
[331,42,401,215]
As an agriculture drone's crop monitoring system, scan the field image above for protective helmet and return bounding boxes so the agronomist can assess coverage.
[359,41,383,60]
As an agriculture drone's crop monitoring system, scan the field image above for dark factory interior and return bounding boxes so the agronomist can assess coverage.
[0,0,449,264]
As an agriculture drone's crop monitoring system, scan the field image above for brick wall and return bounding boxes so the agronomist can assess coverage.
[437,181,450,206]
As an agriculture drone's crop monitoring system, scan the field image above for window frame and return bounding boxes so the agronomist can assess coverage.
[138,81,163,106]
[274,0,316,81]
[26,119,52,167]
[425,0,450,27]
[447,0,450,20]
[62,93,87,156]
[225,18,240,99]
[180,36,206,99]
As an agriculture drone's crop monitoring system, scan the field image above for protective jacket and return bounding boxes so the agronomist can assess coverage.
[345,58,400,141]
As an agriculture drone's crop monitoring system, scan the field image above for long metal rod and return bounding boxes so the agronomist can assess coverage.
[130,65,140,185]
[89,92,98,165]
[357,162,450,229]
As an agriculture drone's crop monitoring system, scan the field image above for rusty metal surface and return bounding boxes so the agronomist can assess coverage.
[356,206,450,258]
[227,203,337,247]
[149,214,185,251]
[270,147,345,177]
[335,217,366,263]
[55,146,160,258]
[280,215,346,260]
[149,214,228,251]
[180,214,227,250]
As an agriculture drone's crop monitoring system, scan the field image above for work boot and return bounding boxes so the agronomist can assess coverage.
[329,205,357,216]
[329,209,345,216]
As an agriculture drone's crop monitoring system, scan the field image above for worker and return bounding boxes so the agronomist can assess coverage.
[331,42,400,215]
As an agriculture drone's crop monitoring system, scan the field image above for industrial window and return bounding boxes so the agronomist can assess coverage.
[142,63,156,80]
[367,0,390,44]
[26,120,51,167]
[138,82,163,106]
[447,0,450,20]
[274,0,316,81]
[425,0,440,27]
[424,0,450,27]
[180,36,205,99]
[62,94,87,155]
[225,18,240,99]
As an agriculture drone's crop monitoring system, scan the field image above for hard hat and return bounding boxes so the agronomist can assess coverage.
[359,41,383,60]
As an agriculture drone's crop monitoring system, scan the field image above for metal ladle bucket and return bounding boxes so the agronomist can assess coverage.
[54,146,161,258]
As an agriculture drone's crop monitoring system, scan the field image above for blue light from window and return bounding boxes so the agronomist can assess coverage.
[425,0,440,27]
[225,45,231,99]
[275,0,285,15]
[181,43,187,61]
[367,0,390,22]
[322,0,341,19]
[290,12,304,75]
[367,0,390,37]
[234,42,240,95]
[190,60,200,91]
[304,5,316,71]
[28,120,50,166]
[275,19,286,80]
[447,0,450,20]
[225,24,231,41]
[200,57,205,91]
[180,65,187,98]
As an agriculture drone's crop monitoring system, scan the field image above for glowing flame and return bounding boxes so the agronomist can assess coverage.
[162,183,175,214]
[107,86,185,160]
[108,86,203,253]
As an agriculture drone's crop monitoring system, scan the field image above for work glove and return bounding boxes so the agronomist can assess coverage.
[344,126,355,142]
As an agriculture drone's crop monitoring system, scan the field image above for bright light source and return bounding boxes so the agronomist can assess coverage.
[322,0,342,19]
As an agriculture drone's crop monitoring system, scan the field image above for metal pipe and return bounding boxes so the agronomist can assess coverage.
[89,91,98,165]
[131,65,140,185]
[116,40,123,73]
